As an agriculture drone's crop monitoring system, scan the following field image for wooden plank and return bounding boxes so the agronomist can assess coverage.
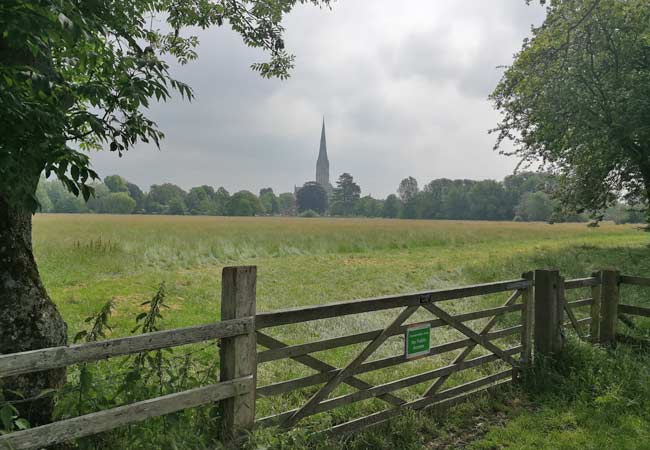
[423,289,522,397]
[423,303,519,368]
[534,269,563,355]
[323,372,512,435]
[219,266,257,439]
[599,269,620,344]
[257,303,523,363]
[620,275,650,287]
[256,333,521,399]
[591,271,602,342]
[561,277,586,340]
[564,277,600,289]
[283,305,419,427]
[520,271,534,367]
[255,332,405,407]
[567,298,593,308]
[565,317,591,326]
[618,304,650,317]
[485,325,522,340]
[257,348,520,427]
[0,318,252,378]
[255,279,532,329]
[0,376,253,450]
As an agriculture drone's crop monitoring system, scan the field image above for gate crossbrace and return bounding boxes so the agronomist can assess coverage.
[422,303,519,369]
[424,290,521,397]
[282,305,420,428]
[560,278,586,340]
[255,332,406,408]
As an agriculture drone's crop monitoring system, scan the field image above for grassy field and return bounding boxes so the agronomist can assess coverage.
[31,214,650,449]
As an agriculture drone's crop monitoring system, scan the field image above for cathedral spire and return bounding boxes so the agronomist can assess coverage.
[318,117,327,161]
[316,117,331,192]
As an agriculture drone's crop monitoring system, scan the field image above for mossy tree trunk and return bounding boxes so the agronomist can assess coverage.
[0,193,67,426]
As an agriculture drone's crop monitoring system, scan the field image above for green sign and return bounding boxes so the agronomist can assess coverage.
[405,323,431,359]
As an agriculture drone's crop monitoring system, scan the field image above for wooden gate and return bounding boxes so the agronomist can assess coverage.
[254,275,533,433]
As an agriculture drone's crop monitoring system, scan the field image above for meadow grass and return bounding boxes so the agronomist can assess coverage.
[31,214,650,449]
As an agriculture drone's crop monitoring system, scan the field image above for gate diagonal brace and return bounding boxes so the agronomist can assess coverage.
[282,305,420,428]
[424,290,521,397]
[422,303,520,369]
[560,278,586,340]
[255,333,406,411]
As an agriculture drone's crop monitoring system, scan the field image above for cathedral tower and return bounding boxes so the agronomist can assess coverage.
[316,118,332,193]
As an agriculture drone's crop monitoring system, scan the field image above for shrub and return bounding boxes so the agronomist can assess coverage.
[299,209,320,218]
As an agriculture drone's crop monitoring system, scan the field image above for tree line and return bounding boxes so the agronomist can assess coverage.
[37,172,643,224]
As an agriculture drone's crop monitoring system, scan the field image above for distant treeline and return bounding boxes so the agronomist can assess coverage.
[36,172,644,224]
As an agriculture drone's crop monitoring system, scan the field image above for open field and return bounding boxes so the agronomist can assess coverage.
[31,214,650,449]
[33,214,649,336]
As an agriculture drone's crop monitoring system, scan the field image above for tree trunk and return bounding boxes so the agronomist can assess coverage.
[0,194,67,426]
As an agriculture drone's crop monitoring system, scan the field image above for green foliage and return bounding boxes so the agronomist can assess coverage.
[298,209,320,218]
[226,190,263,216]
[127,182,146,213]
[355,195,383,218]
[491,0,650,223]
[100,192,137,214]
[35,181,53,212]
[42,178,88,213]
[330,173,361,216]
[296,182,328,214]
[604,204,646,225]
[54,283,223,449]
[259,188,280,215]
[398,177,419,219]
[35,171,599,222]
[471,339,650,450]
[277,192,297,216]
[147,184,186,209]
[0,390,30,436]
[186,185,217,215]
[104,175,129,194]
[168,197,187,216]
[30,213,650,448]
[516,191,554,222]
[382,194,401,218]
[1,0,330,211]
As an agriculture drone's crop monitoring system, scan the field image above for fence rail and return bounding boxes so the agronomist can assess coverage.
[0,377,253,450]
[3,267,650,449]
[255,278,532,329]
[619,275,650,321]
[0,318,252,378]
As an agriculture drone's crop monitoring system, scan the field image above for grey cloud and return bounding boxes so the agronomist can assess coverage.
[90,1,546,198]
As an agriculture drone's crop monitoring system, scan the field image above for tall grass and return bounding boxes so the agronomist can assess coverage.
[27,214,650,449]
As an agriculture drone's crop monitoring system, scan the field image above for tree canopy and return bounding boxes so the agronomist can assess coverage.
[296,182,328,214]
[1,0,330,211]
[491,0,650,222]
[330,173,361,216]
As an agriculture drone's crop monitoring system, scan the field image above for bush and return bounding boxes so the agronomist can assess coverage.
[299,209,320,218]
[100,192,136,214]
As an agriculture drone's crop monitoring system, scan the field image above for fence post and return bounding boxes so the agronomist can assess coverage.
[534,269,564,356]
[220,266,257,440]
[599,269,620,344]
[520,271,534,367]
[590,270,602,343]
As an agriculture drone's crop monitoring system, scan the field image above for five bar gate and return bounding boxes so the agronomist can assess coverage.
[0,266,647,449]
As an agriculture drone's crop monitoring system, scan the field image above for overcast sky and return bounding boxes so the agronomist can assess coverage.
[91,1,546,198]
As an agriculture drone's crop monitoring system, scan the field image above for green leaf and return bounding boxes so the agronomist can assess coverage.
[14,419,30,430]
[0,405,15,431]
[74,330,88,343]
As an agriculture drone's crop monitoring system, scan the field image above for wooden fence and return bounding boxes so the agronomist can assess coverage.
[1,266,649,449]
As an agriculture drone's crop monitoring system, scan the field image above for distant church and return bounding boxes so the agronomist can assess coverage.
[315,118,333,194]
[294,118,334,196]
